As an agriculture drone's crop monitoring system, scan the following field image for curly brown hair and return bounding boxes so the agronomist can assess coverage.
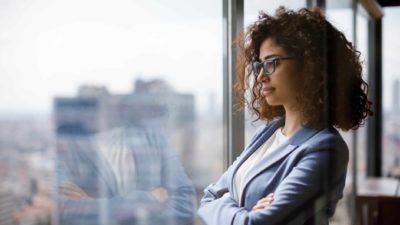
[234,6,373,131]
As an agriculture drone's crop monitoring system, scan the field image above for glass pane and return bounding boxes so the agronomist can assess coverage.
[0,1,223,224]
[383,7,400,178]
[355,6,369,180]
[325,5,355,225]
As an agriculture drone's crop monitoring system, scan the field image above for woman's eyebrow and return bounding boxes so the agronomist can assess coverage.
[261,54,280,60]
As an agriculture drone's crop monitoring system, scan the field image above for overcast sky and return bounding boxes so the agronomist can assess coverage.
[0,1,399,115]
[383,7,400,112]
[0,0,224,115]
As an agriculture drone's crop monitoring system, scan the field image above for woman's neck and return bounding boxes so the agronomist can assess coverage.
[282,107,304,136]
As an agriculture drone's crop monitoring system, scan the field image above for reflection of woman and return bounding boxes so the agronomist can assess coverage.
[56,126,195,225]
[198,7,372,225]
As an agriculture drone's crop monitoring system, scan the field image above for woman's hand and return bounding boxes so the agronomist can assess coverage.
[150,187,169,203]
[252,193,274,212]
[222,192,231,198]
[60,182,90,199]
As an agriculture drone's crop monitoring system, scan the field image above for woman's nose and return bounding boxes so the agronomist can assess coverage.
[256,69,269,82]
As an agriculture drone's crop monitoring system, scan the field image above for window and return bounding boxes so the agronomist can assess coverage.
[0,1,223,224]
[383,7,400,178]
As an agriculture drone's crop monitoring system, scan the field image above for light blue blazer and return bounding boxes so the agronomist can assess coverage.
[198,118,349,225]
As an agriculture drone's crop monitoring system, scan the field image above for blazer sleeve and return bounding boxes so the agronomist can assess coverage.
[198,133,348,225]
[201,124,268,204]
[198,124,268,224]
[198,156,248,225]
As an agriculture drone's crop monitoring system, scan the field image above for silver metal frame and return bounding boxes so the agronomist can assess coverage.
[352,2,358,225]
[222,0,244,168]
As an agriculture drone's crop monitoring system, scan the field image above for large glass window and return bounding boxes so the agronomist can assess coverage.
[0,1,223,224]
[355,4,370,181]
[325,4,355,225]
[383,7,400,178]
[326,3,372,225]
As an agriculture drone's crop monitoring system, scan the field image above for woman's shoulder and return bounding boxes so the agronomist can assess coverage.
[304,126,349,154]
[313,126,345,143]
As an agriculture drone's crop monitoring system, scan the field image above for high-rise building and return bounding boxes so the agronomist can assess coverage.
[0,187,16,225]
[54,97,101,136]
[54,79,195,137]
[393,80,400,113]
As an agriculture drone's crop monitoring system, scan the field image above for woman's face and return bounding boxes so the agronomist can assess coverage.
[256,38,299,109]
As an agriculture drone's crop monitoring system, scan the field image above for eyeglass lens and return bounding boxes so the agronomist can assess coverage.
[253,59,276,75]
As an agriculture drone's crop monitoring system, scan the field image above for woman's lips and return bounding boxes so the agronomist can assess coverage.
[262,87,275,95]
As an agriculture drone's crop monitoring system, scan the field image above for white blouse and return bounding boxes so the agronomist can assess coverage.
[96,128,136,195]
[234,127,289,203]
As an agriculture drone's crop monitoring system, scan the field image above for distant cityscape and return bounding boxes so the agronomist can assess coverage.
[0,78,223,225]
[383,80,400,177]
[1,78,400,224]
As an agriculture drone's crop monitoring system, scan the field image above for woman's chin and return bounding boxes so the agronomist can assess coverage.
[265,97,279,106]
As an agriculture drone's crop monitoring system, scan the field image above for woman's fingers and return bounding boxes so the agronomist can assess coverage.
[60,182,89,199]
[256,193,274,205]
[252,193,274,211]
[252,199,273,211]
[252,202,270,211]
[150,187,169,202]
[222,192,230,198]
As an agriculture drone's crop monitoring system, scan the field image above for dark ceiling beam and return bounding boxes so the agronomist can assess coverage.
[377,0,400,7]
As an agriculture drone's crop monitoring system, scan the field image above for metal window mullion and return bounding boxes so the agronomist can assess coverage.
[367,17,382,177]
[307,0,326,8]
[352,2,359,225]
[223,0,244,169]
[359,0,383,179]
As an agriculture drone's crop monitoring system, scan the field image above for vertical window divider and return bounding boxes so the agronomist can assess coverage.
[223,0,244,168]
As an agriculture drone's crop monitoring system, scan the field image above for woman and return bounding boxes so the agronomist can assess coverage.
[198,7,372,225]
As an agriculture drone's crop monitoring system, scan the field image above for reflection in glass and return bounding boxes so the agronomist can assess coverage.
[0,0,223,224]
[53,80,196,224]
[56,123,195,224]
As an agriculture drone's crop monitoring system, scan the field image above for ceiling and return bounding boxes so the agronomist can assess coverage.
[377,0,400,7]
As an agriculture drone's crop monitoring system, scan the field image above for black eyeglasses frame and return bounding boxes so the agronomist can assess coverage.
[252,56,295,76]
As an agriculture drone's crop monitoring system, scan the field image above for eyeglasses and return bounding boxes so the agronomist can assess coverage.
[252,56,295,76]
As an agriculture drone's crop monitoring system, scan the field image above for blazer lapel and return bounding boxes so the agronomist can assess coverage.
[230,119,284,195]
[90,135,119,196]
[239,123,322,204]
[241,143,296,196]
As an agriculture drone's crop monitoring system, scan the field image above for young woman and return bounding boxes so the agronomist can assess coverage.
[198,7,372,225]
